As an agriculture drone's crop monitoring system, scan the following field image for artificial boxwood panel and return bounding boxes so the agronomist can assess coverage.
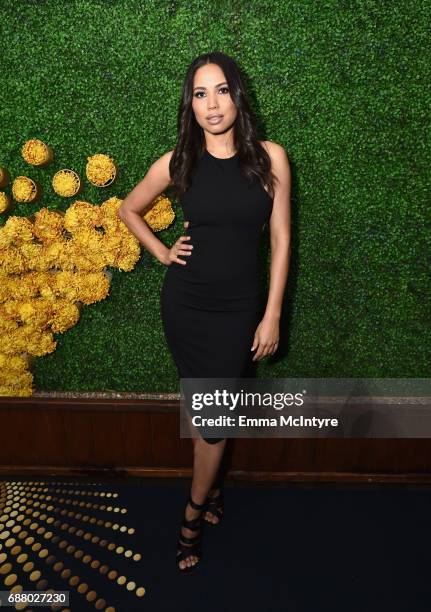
[0,0,428,394]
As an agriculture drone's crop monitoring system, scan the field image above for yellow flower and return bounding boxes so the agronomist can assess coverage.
[1,215,34,244]
[75,272,110,304]
[143,195,175,231]
[86,153,116,186]
[0,247,27,274]
[50,300,80,333]
[12,176,37,202]
[0,192,11,213]
[52,169,80,197]
[0,369,33,388]
[64,200,101,232]
[0,353,29,372]
[20,242,44,263]
[21,139,50,165]
[33,208,65,242]
[72,228,104,251]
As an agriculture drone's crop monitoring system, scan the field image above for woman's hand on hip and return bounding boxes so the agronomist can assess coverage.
[163,221,193,265]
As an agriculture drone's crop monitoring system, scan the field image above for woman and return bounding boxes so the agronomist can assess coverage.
[119,51,291,572]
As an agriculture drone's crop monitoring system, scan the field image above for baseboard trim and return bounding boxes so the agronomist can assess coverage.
[0,466,430,483]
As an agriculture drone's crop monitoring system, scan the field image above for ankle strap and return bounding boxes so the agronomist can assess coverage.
[188,495,206,510]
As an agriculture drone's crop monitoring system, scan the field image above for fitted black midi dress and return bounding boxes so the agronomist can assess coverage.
[160,147,273,443]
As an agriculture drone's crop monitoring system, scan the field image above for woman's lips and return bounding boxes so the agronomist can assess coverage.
[207,115,223,124]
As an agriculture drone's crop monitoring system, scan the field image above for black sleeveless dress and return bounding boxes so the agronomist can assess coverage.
[160,147,273,443]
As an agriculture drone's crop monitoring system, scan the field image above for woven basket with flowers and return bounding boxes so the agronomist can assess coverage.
[21,138,54,166]
[0,192,11,213]
[86,153,117,187]
[52,169,81,197]
[12,176,40,202]
[0,167,10,188]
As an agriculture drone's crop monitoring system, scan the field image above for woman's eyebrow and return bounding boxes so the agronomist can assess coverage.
[193,81,228,91]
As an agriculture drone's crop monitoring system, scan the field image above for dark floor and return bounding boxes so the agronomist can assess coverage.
[0,476,430,612]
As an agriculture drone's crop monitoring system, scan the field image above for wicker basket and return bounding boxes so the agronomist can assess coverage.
[52,169,82,197]
[0,192,11,213]
[86,153,117,187]
[0,167,10,188]
[12,176,41,202]
[21,139,54,166]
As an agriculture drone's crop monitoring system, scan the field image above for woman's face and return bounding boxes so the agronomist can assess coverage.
[191,63,237,134]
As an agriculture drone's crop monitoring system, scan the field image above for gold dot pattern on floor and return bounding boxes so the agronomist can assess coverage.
[0,479,146,611]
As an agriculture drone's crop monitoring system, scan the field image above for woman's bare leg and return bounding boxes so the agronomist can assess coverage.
[191,436,226,501]
[178,436,226,569]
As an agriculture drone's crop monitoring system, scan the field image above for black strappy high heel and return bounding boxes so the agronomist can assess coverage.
[176,495,206,572]
[204,487,224,526]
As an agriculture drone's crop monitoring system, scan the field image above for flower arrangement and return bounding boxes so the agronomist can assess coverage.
[12,176,40,202]
[52,169,81,197]
[0,195,175,397]
[0,192,11,214]
[86,153,117,187]
[21,139,54,166]
[143,195,175,231]
[0,354,33,397]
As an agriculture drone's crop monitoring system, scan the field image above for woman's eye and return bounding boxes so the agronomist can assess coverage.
[194,87,229,98]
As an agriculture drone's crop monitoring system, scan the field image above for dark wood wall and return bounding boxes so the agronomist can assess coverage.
[1,398,430,482]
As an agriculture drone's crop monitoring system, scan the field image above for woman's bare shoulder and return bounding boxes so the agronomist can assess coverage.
[259,140,288,160]
[158,149,175,166]
[259,141,291,198]
[149,149,175,186]
[162,149,175,160]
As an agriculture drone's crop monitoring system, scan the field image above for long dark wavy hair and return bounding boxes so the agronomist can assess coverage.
[169,51,277,200]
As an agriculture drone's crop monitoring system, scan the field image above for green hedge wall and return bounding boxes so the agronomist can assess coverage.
[0,0,429,393]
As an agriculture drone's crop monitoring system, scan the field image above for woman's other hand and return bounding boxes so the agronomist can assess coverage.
[251,314,279,360]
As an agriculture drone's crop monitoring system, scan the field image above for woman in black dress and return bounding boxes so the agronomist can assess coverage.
[119,51,291,572]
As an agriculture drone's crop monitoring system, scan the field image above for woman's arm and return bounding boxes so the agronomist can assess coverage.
[264,141,292,320]
[118,150,179,265]
[252,141,291,360]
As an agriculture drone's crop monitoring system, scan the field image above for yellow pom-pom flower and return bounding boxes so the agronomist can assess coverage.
[33,208,65,242]
[12,176,39,202]
[21,139,53,166]
[0,191,11,213]
[86,153,116,187]
[52,169,81,197]
[64,200,101,232]
[143,195,175,231]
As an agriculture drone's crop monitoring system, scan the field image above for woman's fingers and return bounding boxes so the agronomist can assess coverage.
[252,341,265,361]
[170,235,193,264]
[258,344,270,360]
[176,237,193,258]
[269,342,279,355]
[179,236,193,249]
[252,340,279,360]
[173,252,190,264]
